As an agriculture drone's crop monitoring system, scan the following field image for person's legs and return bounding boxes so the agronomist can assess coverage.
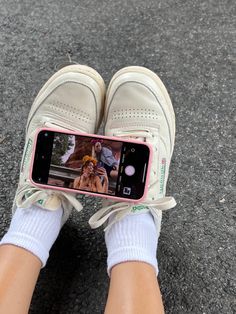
[104,211,164,314]
[0,65,105,313]
[0,206,62,314]
[105,262,164,314]
[0,245,41,314]
[89,66,176,313]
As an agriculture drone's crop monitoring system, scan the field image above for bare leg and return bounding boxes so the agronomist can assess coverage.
[105,262,164,314]
[91,66,176,314]
[0,245,41,314]
[0,206,63,313]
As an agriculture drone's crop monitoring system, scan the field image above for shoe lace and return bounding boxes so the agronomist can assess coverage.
[89,129,176,231]
[16,184,83,212]
[44,121,84,132]
[89,197,176,231]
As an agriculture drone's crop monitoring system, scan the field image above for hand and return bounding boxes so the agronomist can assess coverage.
[96,167,108,181]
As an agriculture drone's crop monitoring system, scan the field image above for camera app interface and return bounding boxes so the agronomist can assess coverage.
[32,130,150,199]
[47,133,123,196]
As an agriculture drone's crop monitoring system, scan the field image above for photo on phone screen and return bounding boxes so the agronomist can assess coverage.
[32,130,151,200]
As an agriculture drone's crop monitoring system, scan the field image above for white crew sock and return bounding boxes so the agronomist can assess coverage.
[0,205,63,267]
[105,211,161,276]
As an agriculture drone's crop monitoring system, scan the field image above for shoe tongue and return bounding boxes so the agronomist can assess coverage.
[127,136,145,141]
[114,129,150,142]
[44,121,85,133]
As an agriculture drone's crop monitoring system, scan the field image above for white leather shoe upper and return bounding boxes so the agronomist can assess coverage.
[27,66,105,135]
[89,66,176,231]
[105,67,175,200]
[14,65,106,224]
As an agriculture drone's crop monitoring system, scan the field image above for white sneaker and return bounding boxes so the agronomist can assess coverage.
[89,66,176,230]
[14,64,106,224]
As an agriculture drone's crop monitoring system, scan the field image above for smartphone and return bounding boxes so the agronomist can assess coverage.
[30,128,152,202]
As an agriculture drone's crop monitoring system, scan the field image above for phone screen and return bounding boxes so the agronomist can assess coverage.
[31,130,150,200]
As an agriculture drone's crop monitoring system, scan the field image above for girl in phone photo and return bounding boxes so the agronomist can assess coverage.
[92,139,120,180]
[73,155,108,193]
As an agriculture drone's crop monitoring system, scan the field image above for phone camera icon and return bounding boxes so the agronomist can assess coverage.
[44,132,48,137]
[123,187,131,195]
[131,148,135,152]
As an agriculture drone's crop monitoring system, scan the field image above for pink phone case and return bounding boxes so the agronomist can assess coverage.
[29,128,153,203]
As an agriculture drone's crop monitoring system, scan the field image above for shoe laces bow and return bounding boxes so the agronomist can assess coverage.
[89,197,176,231]
[16,184,83,212]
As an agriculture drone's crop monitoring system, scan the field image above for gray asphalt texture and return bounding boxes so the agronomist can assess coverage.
[0,0,235,313]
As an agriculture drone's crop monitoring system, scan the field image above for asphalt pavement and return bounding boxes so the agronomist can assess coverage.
[0,0,235,313]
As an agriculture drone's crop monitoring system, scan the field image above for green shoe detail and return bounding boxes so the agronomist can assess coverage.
[21,138,33,173]
[37,199,44,205]
[131,205,149,212]
[159,158,166,195]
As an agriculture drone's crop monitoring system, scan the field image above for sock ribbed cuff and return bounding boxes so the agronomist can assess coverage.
[0,205,63,267]
[0,232,49,266]
[105,212,160,276]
